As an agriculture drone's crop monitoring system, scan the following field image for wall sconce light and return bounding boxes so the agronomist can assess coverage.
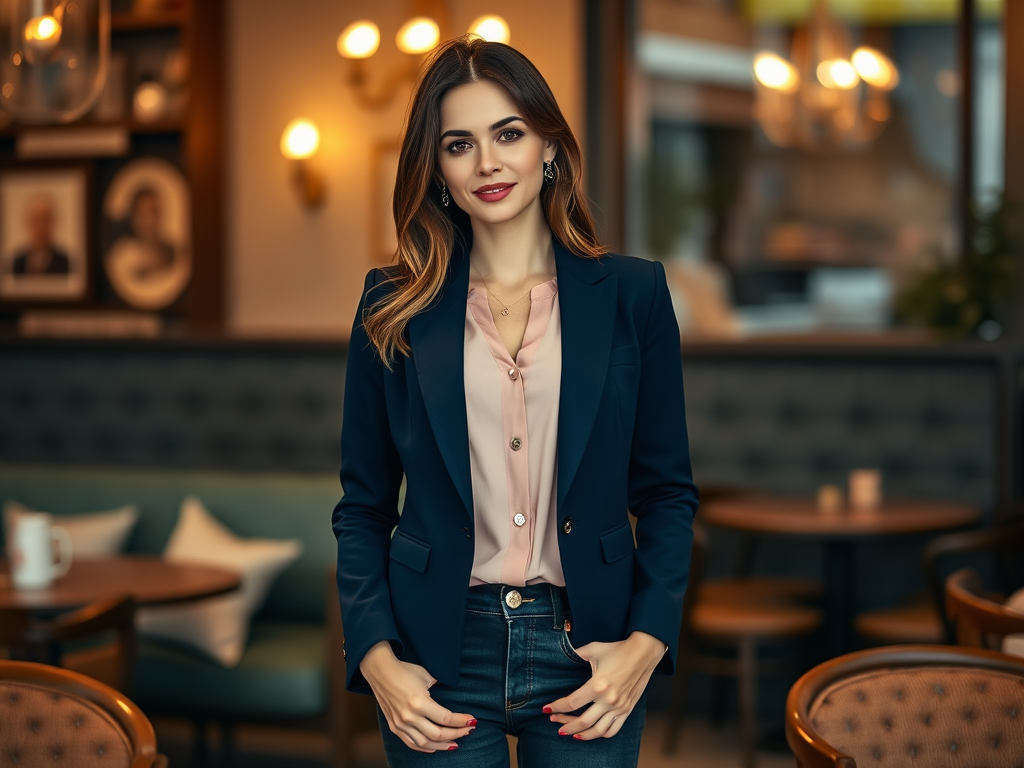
[281,118,325,209]
[336,7,510,110]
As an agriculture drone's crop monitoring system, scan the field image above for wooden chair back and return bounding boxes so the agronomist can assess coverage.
[0,594,137,692]
[945,567,1024,650]
[0,659,165,768]
[922,515,1024,642]
[786,645,1024,768]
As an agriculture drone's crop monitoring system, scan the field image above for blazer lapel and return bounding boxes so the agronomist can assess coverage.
[408,242,474,519]
[555,240,617,510]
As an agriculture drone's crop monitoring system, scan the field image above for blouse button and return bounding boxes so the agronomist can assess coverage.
[510,437,522,451]
[508,367,519,381]
[513,513,526,527]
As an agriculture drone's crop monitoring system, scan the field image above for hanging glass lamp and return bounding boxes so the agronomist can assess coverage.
[0,0,110,124]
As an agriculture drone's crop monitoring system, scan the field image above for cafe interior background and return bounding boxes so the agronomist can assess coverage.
[1,0,1022,767]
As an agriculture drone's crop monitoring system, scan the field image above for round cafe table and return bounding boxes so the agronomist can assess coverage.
[0,554,241,611]
[698,496,981,656]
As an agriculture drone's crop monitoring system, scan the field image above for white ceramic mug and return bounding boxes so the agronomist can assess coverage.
[10,513,72,590]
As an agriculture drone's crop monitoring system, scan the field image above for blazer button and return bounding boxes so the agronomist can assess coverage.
[562,518,573,535]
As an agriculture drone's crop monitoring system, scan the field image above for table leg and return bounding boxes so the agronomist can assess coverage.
[823,540,856,657]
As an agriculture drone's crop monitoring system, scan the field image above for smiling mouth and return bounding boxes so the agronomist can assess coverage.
[473,183,516,201]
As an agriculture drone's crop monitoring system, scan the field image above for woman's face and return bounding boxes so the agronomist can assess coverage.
[437,79,555,226]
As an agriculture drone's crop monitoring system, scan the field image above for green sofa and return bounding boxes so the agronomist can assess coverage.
[0,464,369,760]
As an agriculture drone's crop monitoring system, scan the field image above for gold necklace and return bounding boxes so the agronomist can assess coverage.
[477,275,534,317]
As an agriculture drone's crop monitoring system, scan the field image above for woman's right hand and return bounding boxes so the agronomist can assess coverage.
[360,640,477,752]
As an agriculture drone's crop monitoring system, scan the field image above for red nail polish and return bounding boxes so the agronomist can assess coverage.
[542,706,552,714]
[558,731,567,737]
[448,745,458,750]
[573,734,582,740]
[466,719,478,726]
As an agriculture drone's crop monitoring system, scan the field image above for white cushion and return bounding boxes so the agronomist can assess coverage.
[136,496,302,667]
[3,500,139,557]
[1002,587,1024,658]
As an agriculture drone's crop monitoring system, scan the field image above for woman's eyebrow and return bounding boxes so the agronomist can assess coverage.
[439,116,525,141]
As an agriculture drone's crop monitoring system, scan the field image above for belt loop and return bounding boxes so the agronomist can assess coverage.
[550,585,561,630]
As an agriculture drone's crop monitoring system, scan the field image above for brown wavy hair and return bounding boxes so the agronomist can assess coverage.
[362,35,605,368]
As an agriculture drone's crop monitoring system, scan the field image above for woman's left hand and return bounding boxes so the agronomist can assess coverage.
[542,631,667,740]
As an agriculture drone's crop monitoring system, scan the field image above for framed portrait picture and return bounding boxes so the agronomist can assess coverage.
[101,156,191,311]
[0,164,90,303]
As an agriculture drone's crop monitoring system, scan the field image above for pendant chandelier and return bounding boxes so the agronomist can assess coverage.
[0,0,110,124]
[752,0,899,151]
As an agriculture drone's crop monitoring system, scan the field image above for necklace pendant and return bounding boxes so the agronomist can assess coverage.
[500,307,510,317]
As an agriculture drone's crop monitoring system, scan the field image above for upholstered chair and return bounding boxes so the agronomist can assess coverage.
[664,524,823,768]
[786,645,1024,767]
[946,568,1024,652]
[0,660,166,768]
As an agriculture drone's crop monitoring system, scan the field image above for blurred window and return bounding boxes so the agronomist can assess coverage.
[634,0,1004,333]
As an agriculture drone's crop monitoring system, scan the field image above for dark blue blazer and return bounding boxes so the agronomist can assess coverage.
[333,236,697,695]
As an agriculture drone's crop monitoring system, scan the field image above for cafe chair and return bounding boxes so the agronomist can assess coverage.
[945,567,1024,652]
[854,510,1024,646]
[785,645,1024,768]
[663,524,823,768]
[0,659,167,768]
[0,594,137,693]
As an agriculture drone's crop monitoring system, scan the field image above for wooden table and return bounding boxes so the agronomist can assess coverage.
[699,496,981,655]
[0,555,241,611]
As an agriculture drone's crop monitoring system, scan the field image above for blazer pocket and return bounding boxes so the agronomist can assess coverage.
[607,344,640,367]
[390,529,431,573]
[600,521,635,564]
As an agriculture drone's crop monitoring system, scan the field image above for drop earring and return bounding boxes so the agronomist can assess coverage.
[543,161,555,186]
[441,182,450,207]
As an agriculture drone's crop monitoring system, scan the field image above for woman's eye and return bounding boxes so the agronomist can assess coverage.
[447,140,472,154]
[499,130,523,142]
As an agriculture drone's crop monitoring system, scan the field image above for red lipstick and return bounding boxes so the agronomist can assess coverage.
[473,182,516,202]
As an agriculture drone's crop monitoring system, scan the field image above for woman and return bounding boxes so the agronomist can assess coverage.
[333,36,697,767]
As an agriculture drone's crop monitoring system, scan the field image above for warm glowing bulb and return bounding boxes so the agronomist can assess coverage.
[753,52,799,92]
[396,17,439,54]
[23,14,61,58]
[281,118,320,160]
[817,58,859,89]
[337,21,380,59]
[852,47,898,90]
[26,15,59,40]
[468,15,510,44]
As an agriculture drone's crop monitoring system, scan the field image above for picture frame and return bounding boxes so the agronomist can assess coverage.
[100,156,192,311]
[372,140,400,266]
[0,163,91,304]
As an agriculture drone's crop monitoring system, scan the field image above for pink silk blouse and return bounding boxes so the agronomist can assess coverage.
[464,277,565,587]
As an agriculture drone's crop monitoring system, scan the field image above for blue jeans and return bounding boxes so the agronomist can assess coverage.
[377,583,647,767]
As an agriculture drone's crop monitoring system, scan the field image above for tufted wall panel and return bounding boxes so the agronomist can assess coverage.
[0,345,346,473]
[681,359,997,509]
[0,345,1005,511]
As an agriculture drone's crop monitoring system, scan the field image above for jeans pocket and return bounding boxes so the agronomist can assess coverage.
[558,630,591,666]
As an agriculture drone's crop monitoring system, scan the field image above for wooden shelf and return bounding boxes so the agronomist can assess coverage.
[0,117,183,138]
[111,12,186,32]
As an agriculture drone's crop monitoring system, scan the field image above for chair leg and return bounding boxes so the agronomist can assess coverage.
[662,660,691,754]
[222,720,237,766]
[193,718,209,766]
[709,674,728,728]
[737,637,758,768]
